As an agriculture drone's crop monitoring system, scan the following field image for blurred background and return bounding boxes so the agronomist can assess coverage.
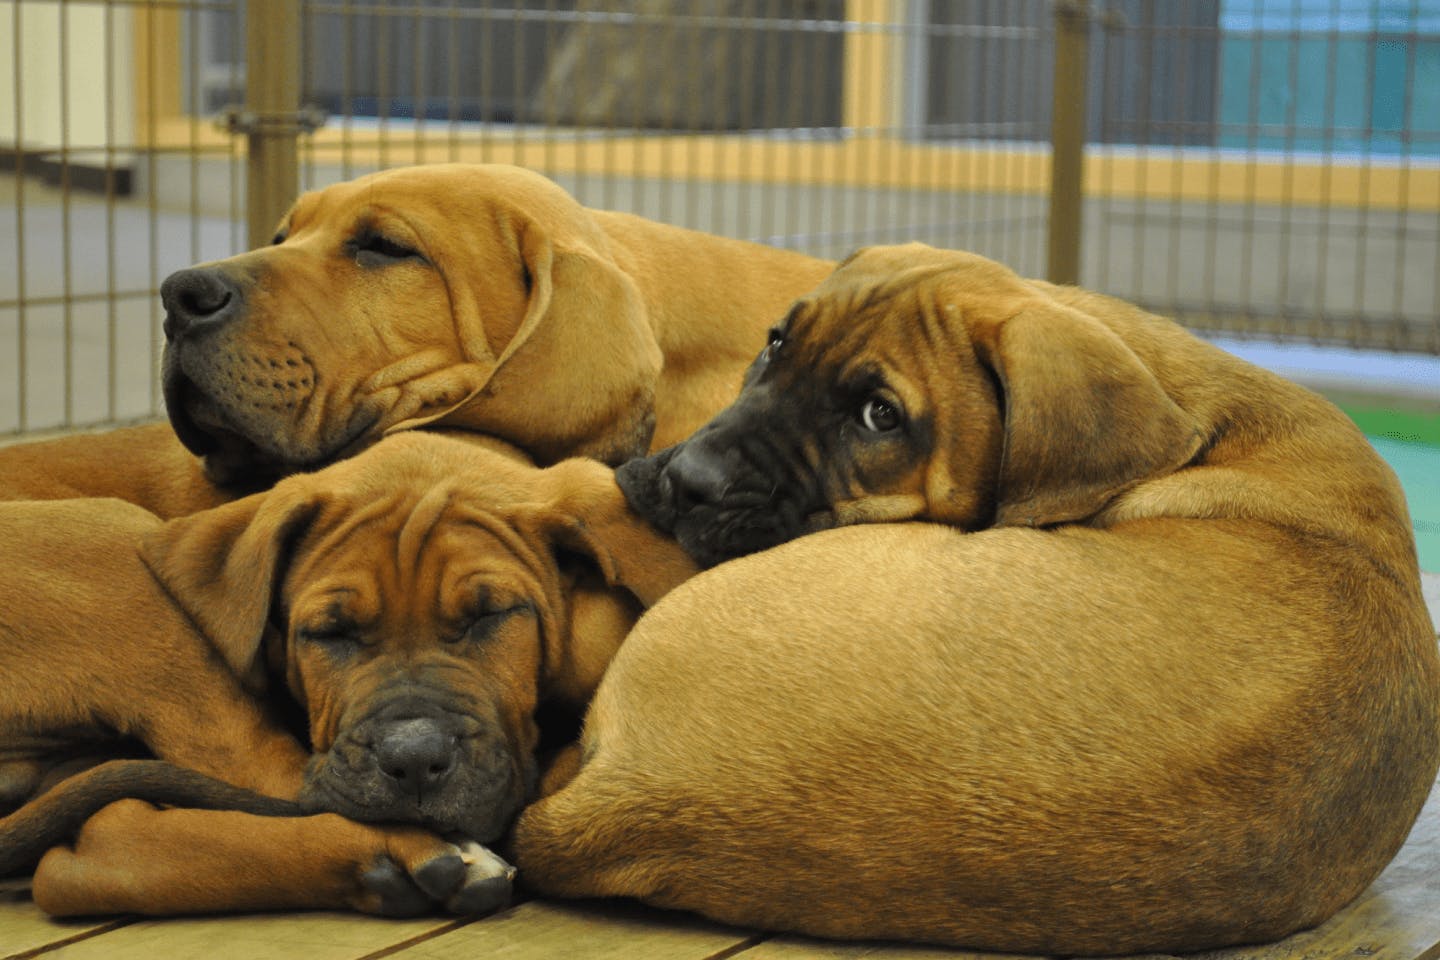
[1,0,1436,570]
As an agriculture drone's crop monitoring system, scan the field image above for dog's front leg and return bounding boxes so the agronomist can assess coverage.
[31,801,513,918]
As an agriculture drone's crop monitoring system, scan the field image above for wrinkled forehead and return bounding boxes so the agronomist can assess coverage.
[282,439,541,572]
[283,494,538,618]
[281,177,454,237]
[788,244,1034,346]
[280,164,579,237]
[781,264,944,353]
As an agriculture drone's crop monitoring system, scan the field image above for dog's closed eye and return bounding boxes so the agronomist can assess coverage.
[461,603,533,644]
[351,230,427,268]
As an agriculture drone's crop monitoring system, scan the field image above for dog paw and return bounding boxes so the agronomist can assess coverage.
[361,857,439,917]
[433,840,516,915]
[357,829,515,918]
[362,840,515,917]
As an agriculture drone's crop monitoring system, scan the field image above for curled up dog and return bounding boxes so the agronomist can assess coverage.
[508,243,1440,954]
[0,431,695,917]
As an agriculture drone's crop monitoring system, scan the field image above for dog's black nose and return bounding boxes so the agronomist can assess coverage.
[372,718,457,796]
[161,267,242,341]
[662,441,735,509]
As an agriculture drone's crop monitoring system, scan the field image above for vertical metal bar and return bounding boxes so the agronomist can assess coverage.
[298,3,310,189]
[783,0,804,251]
[1351,6,1379,324]
[978,0,996,260]
[105,0,118,422]
[1392,0,1419,350]
[1130,4,1152,306]
[1314,0,1340,342]
[145,4,162,416]
[12,0,26,431]
[412,0,427,164]
[59,0,74,426]
[245,0,301,249]
[445,0,460,160]
[188,1,202,263]
[1277,0,1300,339]
[375,2,391,169]
[737,0,758,242]
[759,0,786,243]
[228,3,245,252]
[902,0,925,257]
[540,0,557,192]
[1048,0,1090,285]
[340,0,355,179]
[1095,3,1118,292]
[1238,0,1264,323]
[1202,6,1221,327]
[1166,8,1191,313]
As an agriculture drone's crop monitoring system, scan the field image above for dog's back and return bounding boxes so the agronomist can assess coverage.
[516,265,1440,954]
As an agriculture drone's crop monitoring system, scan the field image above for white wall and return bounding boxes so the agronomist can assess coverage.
[0,1,133,153]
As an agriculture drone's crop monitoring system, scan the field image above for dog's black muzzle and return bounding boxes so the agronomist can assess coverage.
[617,396,825,567]
[299,698,528,844]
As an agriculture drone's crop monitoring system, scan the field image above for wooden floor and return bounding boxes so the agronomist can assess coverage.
[4,771,1440,960]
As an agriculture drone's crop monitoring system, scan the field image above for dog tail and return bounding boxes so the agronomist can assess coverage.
[0,759,302,876]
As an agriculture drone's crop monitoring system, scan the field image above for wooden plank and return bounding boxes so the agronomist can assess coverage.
[734,936,1009,960]
[8,911,456,960]
[387,899,761,960]
[0,881,126,959]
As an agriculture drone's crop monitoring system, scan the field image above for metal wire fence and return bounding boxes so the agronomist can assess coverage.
[3,0,1437,437]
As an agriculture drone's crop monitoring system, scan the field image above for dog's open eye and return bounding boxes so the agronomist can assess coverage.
[352,231,424,268]
[759,327,785,363]
[858,396,903,433]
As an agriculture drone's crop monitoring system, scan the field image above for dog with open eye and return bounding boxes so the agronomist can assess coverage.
[1,430,696,917]
[508,244,1440,955]
[0,163,832,517]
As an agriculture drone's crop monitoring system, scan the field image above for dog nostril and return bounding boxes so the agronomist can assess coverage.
[182,286,230,317]
[380,755,454,784]
[373,718,458,795]
[160,268,238,340]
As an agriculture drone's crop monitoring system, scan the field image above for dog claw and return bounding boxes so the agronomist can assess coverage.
[443,841,516,915]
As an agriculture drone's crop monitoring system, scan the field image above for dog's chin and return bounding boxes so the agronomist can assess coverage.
[670,506,812,568]
[297,773,521,846]
[162,368,321,490]
[175,408,287,490]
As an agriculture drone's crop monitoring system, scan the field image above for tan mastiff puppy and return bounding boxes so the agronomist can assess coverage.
[0,163,831,516]
[512,244,1440,953]
[2,431,697,917]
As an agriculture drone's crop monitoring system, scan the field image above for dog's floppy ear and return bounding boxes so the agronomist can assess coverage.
[140,485,321,693]
[512,456,699,704]
[401,222,664,466]
[971,300,1204,527]
[519,457,700,608]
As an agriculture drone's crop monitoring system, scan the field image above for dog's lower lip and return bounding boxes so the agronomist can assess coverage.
[161,371,220,457]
